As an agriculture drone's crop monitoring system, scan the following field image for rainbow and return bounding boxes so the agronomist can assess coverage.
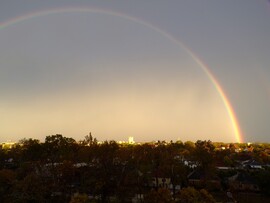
[0,7,243,143]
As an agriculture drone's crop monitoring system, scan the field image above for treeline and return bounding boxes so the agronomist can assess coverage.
[0,134,270,202]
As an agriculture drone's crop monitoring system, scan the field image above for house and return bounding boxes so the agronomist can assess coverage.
[150,169,181,195]
[228,172,260,192]
[242,159,262,169]
[183,160,198,169]
[187,170,221,190]
[152,177,171,188]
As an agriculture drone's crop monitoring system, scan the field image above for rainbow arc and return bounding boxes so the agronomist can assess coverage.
[0,7,243,143]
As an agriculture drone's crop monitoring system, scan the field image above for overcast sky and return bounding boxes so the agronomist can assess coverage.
[1,0,270,143]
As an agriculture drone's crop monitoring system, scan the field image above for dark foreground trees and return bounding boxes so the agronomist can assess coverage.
[1,135,270,202]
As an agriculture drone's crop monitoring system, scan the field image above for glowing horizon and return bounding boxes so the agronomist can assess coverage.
[0,7,243,143]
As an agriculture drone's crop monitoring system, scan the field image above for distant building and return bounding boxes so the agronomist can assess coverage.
[128,137,135,144]
[1,141,16,149]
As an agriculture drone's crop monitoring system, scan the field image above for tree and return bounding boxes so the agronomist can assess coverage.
[144,188,172,203]
[12,172,47,203]
[69,193,90,203]
[44,134,77,162]
[175,187,215,203]
[193,140,215,176]
[19,138,43,162]
[255,168,270,196]
[83,132,97,146]
[0,169,16,202]
[94,141,119,201]
[183,141,195,159]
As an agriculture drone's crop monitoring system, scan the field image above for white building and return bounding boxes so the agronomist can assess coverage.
[128,137,135,144]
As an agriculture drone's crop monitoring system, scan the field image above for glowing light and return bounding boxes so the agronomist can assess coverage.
[0,7,243,143]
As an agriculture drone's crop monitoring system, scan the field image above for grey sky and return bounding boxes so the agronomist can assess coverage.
[1,0,270,142]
